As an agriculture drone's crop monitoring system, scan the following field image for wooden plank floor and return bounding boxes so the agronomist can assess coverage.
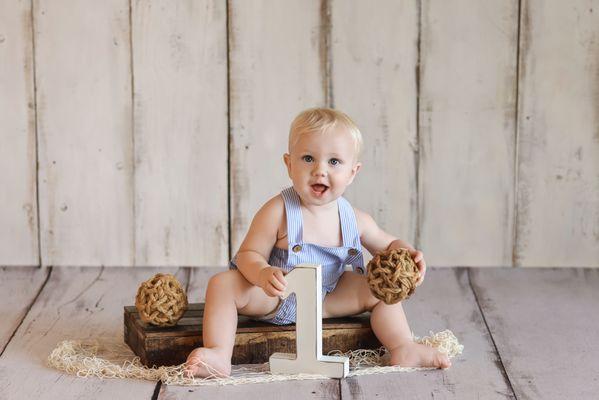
[0,267,49,353]
[469,268,599,400]
[0,267,597,400]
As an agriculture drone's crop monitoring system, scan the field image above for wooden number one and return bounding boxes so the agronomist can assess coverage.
[269,264,349,378]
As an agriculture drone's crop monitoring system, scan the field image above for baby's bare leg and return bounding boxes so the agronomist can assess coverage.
[323,272,450,369]
[185,270,280,377]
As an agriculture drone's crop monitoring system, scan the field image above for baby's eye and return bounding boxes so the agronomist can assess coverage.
[302,155,314,163]
[329,158,341,166]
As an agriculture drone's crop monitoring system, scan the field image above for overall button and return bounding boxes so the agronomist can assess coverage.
[348,248,358,256]
[356,266,365,275]
[292,244,302,253]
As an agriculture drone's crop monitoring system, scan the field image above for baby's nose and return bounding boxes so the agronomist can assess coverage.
[312,164,327,176]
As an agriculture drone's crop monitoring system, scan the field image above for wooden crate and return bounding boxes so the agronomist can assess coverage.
[124,303,381,367]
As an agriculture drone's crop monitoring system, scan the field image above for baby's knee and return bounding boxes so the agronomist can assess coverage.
[208,270,244,290]
[206,270,252,304]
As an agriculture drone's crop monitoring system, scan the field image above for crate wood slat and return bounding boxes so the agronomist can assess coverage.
[125,303,380,367]
[470,268,599,399]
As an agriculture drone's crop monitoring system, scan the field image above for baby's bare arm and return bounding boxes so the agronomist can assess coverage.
[355,208,426,283]
[354,208,404,255]
[236,195,285,286]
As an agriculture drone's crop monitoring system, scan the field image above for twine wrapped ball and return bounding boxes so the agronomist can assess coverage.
[367,248,420,305]
[135,273,188,327]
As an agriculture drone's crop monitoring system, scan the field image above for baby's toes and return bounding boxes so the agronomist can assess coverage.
[184,357,201,376]
[435,352,452,369]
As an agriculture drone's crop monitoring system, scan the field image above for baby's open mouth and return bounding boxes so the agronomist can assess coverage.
[310,184,329,195]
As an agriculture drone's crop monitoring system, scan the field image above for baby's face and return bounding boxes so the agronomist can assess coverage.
[284,127,361,206]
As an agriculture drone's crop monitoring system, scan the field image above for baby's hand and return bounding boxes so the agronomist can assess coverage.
[408,249,426,285]
[258,266,288,297]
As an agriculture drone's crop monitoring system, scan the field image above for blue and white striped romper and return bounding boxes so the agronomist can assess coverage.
[230,186,365,325]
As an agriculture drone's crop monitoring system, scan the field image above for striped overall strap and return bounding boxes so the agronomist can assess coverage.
[281,187,303,248]
[338,196,362,251]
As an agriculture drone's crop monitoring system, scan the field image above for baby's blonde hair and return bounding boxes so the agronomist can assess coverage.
[288,108,363,158]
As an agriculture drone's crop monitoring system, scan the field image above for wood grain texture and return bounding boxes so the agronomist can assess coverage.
[418,0,519,266]
[35,0,134,266]
[341,268,515,399]
[125,303,378,367]
[515,0,599,267]
[132,0,228,267]
[0,0,39,266]
[0,267,180,399]
[229,0,326,254]
[331,0,419,258]
[8,266,599,398]
[160,379,340,400]
[470,268,599,399]
[0,267,48,353]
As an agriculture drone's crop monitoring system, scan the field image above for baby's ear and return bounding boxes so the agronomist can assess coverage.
[283,153,292,176]
[347,161,362,185]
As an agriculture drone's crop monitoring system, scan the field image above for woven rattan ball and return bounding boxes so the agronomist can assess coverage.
[135,273,188,327]
[367,248,420,305]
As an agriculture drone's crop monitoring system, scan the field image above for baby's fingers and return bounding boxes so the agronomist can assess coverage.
[265,283,284,297]
[273,270,288,287]
[411,250,423,263]
[416,261,426,285]
[269,275,286,292]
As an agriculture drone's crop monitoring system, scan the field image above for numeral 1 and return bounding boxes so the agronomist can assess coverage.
[269,264,349,378]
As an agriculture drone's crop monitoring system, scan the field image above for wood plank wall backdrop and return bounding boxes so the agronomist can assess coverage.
[0,0,597,268]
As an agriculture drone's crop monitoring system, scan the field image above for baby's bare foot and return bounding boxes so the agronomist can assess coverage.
[389,342,451,369]
[184,347,232,378]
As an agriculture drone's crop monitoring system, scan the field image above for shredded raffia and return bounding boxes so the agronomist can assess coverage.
[47,330,463,386]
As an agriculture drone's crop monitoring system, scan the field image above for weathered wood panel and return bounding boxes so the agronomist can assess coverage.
[331,0,419,260]
[470,268,599,399]
[0,267,176,399]
[515,0,599,267]
[419,0,519,266]
[340,268,514,399]
[35,0,134,266]
[160,379,340,400]
[132,0,228,267]
[0,267,48,353]
[229,0,326,254]
[0,0,39,266]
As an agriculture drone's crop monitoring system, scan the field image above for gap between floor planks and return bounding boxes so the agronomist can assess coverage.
[12,267,596,399]
[0,266,507,400]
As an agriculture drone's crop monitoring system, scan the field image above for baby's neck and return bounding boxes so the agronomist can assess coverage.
[299,198,338,216]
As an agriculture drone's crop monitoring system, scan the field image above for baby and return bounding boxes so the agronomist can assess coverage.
[186,108,450,377]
